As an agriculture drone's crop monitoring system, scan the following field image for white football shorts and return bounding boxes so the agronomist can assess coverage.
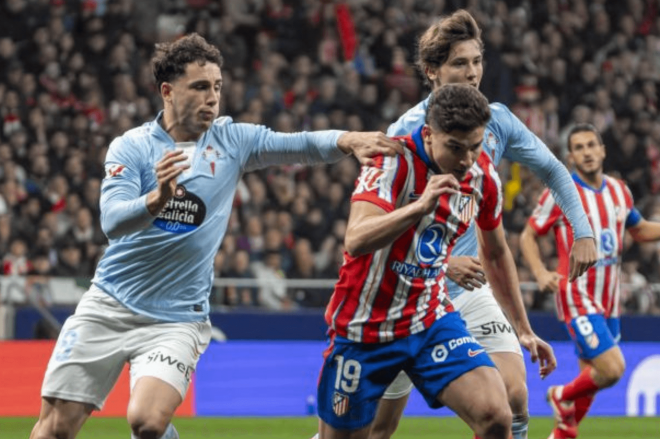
[41,285,211,410]
[383,283,521,399]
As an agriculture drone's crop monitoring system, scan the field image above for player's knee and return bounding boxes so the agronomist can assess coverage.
[597,356,626,387]
[475,402,512,439]
[31,416,75,439]
[505,379,528,415]
[369,414,400,439]
[127,409,170,439]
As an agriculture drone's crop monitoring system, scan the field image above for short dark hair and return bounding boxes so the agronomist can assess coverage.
[567,123,603,151]
[426,84,491,133]
[416,9,483,86]
[151,33,223,90]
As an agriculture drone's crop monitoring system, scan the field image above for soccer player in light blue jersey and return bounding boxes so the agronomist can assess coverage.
[365,10,598,439]
[29,33,402,439]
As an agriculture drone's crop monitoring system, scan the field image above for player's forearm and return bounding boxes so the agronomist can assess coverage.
[345,203,426,257]
[100,193,154,239]
[540,159,594,239]
[479,241,533,335]
[520,225,548,280]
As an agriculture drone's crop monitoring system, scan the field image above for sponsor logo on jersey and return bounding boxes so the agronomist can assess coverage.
[600,228,616,255]
[390,261,442,278]
[105,164,126,178]
[468,348,485,357]
[153,185,207,233]
[432,336,480,363]
[332,392,349,417]
[416,224,447,265]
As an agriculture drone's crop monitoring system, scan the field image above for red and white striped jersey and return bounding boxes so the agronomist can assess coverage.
[325,130,502,343]
[528,173,642,322]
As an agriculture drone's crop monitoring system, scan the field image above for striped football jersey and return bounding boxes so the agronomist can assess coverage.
[325,127,502,343]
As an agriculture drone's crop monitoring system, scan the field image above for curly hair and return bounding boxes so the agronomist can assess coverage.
[426,84,491,133]
[416,10,483,86]
[151,33,224,89]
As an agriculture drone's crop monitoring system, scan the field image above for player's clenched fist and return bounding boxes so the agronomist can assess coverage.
[416,174,460,214]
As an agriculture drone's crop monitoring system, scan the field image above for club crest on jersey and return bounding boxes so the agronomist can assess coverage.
[355,167,384,194]
[586,332,600,349]
[484,131,499,158]
[600,228,616,255]
[458,194,476,224]
[332,392,349,417]
[201,145,222,176]
[105,164,126,178]
[416,224,447,265]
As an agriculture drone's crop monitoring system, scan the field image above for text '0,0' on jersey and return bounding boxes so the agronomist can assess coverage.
[528,173,642,322]
[325,126,503,343]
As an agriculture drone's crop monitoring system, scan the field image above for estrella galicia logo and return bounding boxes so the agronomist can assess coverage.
[600,228,616,255]
[154,185,206,233]
[416,224,446,264]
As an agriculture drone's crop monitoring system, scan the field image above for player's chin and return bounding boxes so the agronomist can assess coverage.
[453,170,467,181]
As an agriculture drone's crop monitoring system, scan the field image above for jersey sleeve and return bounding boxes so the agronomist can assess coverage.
[232,122,346,172]
[527,189,563,235]
[476,162,503,231]
[351,154,406,213]
[622,183,643,228]
[495,103,593,240]
[100,136,154,239]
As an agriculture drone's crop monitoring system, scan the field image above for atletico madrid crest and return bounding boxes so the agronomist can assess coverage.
[332,392,349,417]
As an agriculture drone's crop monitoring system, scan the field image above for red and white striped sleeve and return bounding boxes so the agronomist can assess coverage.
[351,154,407,213]
[528,188,563,235]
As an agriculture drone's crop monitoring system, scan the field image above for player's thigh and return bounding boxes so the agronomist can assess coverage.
[317,335,407,431]
[129,318,212,409]
[439,365,510,430]
[407,312,496,410]
[42,287,133,410]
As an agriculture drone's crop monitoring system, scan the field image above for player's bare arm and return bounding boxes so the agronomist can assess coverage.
[628,219,660,242]
[477,223,557,378]
[568,236,597,282]
[345,174,459,256]
[146,150,189,216]
[446,256,487,290]
[336,132,404,167]
[520,224,562,294]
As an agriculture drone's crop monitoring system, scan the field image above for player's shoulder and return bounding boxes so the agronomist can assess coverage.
[387,97,429,136]
[109,121,153,154]
[486,102,516,128]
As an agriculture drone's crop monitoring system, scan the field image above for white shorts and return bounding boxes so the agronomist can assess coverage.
[382,284,521,399]
[41,286,211,410]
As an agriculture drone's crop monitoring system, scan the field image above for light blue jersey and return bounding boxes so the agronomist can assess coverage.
[388,95,593,299]
[93,112,345,322]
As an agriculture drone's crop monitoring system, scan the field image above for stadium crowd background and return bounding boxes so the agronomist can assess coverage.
[1,0,659,315]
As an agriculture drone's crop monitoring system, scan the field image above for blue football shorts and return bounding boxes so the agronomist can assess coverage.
[317,312,495,430]
[565,314,620,360]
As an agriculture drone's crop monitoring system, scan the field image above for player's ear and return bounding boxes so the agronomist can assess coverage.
[161,83,173,101]
[422,125,430,140]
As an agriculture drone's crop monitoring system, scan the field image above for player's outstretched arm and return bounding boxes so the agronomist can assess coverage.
[628,219,660,243]
[345,174,459,257]
[477,223,557,377]
[337,132,404,166]
[519,224,562,294]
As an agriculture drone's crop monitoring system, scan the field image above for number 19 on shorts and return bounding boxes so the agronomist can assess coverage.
[334,355,361,393]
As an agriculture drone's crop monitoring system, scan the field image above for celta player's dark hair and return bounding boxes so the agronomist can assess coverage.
[151,33,223,90]
[567,123,604,151]
[416,9,483,86]
[426,83,491,133]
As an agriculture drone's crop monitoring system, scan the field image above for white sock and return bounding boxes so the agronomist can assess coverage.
[511,414,529,439]
[131,423,179,439]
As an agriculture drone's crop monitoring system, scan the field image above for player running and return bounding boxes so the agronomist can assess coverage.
[317,84,556,439]
[520,123,660,439]
[29,33,402,439]
[365,10,597,439]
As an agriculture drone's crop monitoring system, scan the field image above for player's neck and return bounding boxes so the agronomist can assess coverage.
[576,169,603,190]
[161,111,200,142]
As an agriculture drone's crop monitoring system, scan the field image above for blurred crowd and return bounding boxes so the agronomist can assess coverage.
[1,0,660,315]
